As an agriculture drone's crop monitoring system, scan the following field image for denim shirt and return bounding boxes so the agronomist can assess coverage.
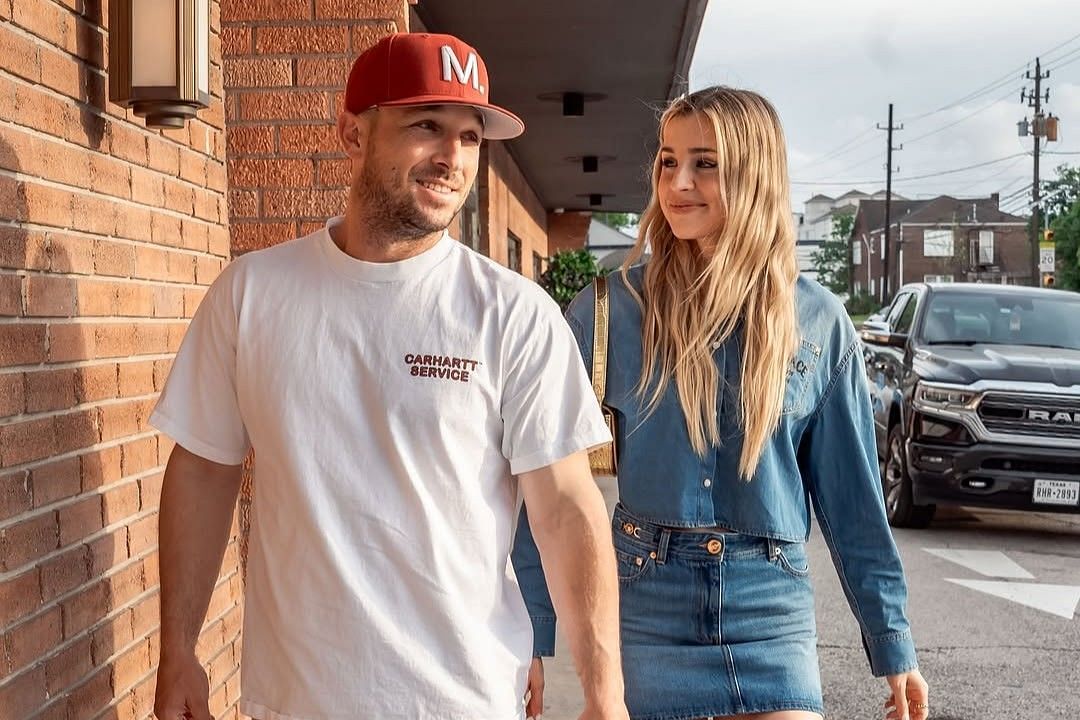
[512,266,919,677]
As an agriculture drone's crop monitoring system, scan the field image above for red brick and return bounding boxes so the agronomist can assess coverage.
[0,272,21,315]
[317,0,403,19]
[47,323,95,363]
[195,190,224,223]
[221,0,311,20]
[93,239,136,278]
[91,609,135,667]
[75,363,118,403]
[143,548,160,588]
[151,214,185,252]
[81,446,122,491]
[132,324,169,356]
[24,275,77,317]
[53,408,100,456]
[39,45,82,99]
[0,324,46,367]
[87,527,129,579]
[108,559,146,609]
[118,361,156,397]
[0,371,25,416]
[207,160,228,193]
[102,482,140,525]
[264,189,346,219]
[0,226,49,271]
[0,664,48,720]
[180,151,208,186]
[41,544,91,602]
[231,158,315,189]
[226,125,276,156]
[25,367,77,412]
[49,233,97,275]
[1,510,58,571]
[238,90,330,121]
[14,82,66,138]
[134,246,170,282]
[67,665,111,720]
[109,122,148,165]
[131,167,166,208]
[61,580,109,638]
[317,158,352,187]
[181,220,211,253]
[139,472,164,512]
[228,189,258,218]
[0,21,42,82]
[5,606,62,673]
[296,57,351,87]
[31,457,82,508]
[152,360,173,393]
[46,634,94,696]
[221,26,252,56]
[71,193,121,237]
[279,124,341,155]
[164,180,195,216]
[195,256,223,286]
[255,25,348,55]
[166,252,197,284]
[21,182,76,229]
[0,567,41,627]
[224,57,293,88]
[12,0,74,47]
[114,206,155,244]
[127,514,157,557]
[1,468,31,521]
[0,416,58,467]
[89,153,133,200]
[351,21,399,52]
[231,221,297,253]
[209,226,230,258]
[76,279,117,316]
[99,401,140,441]
[58,495,103,547]
[115,283,155,318]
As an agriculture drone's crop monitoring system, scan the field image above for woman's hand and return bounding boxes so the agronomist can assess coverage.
[884,668,929,720]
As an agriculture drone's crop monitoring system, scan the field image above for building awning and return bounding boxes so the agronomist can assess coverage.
[415,1,708,213]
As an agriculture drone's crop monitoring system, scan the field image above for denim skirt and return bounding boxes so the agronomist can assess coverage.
[612,504,823,720]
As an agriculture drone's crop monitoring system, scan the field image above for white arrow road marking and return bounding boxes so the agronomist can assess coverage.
[945,579,1080,620]
[923,548,1035,579]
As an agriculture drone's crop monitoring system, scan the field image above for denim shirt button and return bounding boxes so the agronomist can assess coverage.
[703,478,712,488]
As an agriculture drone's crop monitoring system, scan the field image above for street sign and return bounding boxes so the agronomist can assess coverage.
[1039,241,1055,272]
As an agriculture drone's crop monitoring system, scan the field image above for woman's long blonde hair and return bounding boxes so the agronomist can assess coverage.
[622,86,799,480]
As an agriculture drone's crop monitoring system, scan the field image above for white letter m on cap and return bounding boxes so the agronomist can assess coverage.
[440,45,485,94]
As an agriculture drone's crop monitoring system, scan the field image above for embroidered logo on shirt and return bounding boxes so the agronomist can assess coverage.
[404,354,480,383]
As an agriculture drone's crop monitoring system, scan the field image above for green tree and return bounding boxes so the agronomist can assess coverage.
[810,212,855,295]
[1043,165,1080,290]
[592,212,638,232]
[540,249,604,311]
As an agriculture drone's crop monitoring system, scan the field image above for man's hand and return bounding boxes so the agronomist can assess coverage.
[525,657,544,719]
[154,650,212,720]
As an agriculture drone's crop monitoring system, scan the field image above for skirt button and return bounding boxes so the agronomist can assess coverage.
[622,522,636,535]
[706,539,722,555]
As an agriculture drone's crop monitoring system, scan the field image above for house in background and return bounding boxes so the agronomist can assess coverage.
[851,193,1029,299]
[795,190,904,280]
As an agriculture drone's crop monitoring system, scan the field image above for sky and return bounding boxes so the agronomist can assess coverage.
[689,0,1080,216]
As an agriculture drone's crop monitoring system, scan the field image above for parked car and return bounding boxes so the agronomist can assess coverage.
[860,282,1080,527]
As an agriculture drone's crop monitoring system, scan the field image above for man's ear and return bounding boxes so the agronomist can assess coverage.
[337,110,372,160]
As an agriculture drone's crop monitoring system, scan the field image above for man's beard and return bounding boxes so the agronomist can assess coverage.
[356,159,461,243]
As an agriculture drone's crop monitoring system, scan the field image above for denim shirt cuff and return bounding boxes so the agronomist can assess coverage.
[531,616,557,657]
[865,630,919,677]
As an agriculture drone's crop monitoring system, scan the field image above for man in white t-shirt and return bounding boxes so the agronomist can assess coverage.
[151,32,626,720]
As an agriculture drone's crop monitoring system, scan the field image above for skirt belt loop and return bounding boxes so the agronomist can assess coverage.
[656,528,671,565]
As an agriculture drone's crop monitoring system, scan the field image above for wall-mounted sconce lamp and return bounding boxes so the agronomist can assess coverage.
[109,0,210,128]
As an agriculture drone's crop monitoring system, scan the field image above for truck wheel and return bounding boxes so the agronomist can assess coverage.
[883,425,936,528]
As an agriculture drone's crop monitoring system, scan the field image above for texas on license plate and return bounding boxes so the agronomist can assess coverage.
[1032,479,1080,506]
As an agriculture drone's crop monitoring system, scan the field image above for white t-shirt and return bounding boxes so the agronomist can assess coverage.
[150,218,611,720]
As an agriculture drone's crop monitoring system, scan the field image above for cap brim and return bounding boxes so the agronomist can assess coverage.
[377,96,525,140]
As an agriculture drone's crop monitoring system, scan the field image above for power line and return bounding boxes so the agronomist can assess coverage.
[790,151,1030,186]
[903,87,1020,147]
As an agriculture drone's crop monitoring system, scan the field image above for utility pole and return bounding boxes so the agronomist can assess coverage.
[877,104,902,301]
[1022,58,1050,285]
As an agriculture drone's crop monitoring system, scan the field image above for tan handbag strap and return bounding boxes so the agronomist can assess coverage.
[591,276,609,405]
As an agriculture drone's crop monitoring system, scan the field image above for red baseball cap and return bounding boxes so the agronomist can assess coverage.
[345,33,525,140]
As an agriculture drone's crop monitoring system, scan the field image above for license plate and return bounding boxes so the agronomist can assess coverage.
[1032,479,1080,506]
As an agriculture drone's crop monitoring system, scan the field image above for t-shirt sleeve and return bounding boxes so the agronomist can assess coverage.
[500,292,611,475]
[149,262,250,466]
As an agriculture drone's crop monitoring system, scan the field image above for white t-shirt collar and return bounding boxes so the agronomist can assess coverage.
[319,215,455,283]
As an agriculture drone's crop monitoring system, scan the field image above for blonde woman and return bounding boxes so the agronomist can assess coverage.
[513,87,929,720]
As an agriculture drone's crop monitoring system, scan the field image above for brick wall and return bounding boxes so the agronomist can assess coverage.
[220,0,409,255]
[0,2,242,719]
[547,212,592,256]
[481,143,547,279]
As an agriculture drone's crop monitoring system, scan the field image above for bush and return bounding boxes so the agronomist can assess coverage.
[539,249,605,311]
[845,292,880,316]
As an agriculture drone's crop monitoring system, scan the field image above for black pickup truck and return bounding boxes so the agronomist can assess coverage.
[859,283,1080,527]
